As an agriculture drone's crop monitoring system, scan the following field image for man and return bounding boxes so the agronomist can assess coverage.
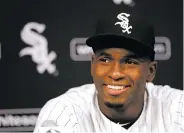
[34,10,184,133]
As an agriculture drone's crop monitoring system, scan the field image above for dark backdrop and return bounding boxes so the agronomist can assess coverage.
[0,0,182,111]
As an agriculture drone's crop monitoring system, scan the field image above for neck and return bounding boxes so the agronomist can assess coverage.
[98,91,145,124]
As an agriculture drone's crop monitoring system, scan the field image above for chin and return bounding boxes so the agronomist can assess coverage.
[104,101,125,109]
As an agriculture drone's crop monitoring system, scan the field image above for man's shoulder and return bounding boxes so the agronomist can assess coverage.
[47,83,96,107]
[40,83,96,117]
[66,83,96,97]
[34,84,96,132]
[145,83,184,132]
[146,82,184,102]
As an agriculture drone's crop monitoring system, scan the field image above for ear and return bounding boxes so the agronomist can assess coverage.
[91,54,95,77]
[146,61,157,82]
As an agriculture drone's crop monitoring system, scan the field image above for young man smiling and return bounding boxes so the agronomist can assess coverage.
[90,48,156,128]
[34,11,184,133]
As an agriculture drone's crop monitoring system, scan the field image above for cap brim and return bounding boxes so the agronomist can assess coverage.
[86,34,155,59]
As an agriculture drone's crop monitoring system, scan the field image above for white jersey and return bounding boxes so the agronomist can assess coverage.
[34,82,184,133]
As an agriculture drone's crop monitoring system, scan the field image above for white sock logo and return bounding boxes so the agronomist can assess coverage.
[115,13,132,34]
[20,22,57,75]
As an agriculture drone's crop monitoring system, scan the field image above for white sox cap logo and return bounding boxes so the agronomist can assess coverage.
[114,13,132,34]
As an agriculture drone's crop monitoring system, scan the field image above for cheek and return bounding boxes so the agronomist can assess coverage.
[124,67,147,96]
[125,67,147,82]
[94,64,111,77]
[92,64,111,94]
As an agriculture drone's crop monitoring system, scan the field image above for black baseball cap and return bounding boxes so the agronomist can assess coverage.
[86,10,155,61]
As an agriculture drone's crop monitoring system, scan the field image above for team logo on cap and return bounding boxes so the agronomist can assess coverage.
[115,13,132,34]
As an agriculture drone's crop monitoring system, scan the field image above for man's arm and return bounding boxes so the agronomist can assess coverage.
[171,91,184,132]
[34,97,79,133]
[180,91,184,132]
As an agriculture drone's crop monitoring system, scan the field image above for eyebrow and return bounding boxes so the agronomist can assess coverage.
[95,52,138,59]
[123,54,140,59]
[95,52,112,58]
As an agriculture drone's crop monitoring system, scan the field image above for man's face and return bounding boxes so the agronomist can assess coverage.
[91,48,157,109]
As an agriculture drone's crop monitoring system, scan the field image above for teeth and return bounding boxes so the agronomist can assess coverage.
[107,85,125,90]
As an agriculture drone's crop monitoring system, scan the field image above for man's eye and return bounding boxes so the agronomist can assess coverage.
[125,59,139,64]
[99,57,110,63]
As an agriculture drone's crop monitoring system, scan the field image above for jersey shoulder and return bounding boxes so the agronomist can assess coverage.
[146,82,184,102]
[34,83,96,133]
[145,83,184,132]
[39,83,96,120]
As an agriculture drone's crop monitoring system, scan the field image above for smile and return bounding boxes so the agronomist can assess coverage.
[104,84,130,96]
[107,85,126,90]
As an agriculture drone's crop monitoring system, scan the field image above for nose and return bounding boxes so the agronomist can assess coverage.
[108,62,125,81]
